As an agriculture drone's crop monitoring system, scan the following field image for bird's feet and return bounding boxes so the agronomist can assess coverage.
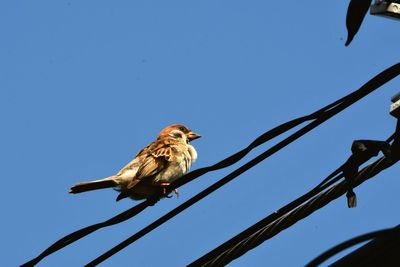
[159,183,179,198]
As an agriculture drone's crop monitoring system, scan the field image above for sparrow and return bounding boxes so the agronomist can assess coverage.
[69,124,201,201]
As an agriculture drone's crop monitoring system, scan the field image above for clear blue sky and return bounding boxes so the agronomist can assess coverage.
[2,1,400,266]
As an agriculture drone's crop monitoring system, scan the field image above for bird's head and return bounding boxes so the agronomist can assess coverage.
[158,124,201,142]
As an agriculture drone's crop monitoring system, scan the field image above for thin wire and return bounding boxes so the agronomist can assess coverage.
[22,62,400,266]
[190,156,396,266]
[85,107,353,266]
[85,62,400,265]
[22,109,320,267]
[170,62,400,190]
[195,112,400,265]
[86,167,344,267]
[199,128,400,266]
[21,116,314,267]
[20,200,151,267]
[85,124,396,265]
[20,88,344,266]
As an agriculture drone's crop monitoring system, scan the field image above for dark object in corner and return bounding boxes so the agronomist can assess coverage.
[371,0,400,20]
[345,0,372,46]
[331,225,400,267]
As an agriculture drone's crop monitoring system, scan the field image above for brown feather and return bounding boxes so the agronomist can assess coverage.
[69,179,117,194]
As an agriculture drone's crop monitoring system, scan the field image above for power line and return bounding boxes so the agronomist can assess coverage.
[190,156,397,266]
[189,135,400,266]
[22,111,316,267]
[20,201,150,267]
[85,164,345,266]
[22,63,400,266]
[20,88,340,267]
[170,62,400,191]
[84,107,353,266]
[85,65,400,265]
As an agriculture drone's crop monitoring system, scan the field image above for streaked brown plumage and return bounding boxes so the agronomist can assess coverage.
[69,124,200,201]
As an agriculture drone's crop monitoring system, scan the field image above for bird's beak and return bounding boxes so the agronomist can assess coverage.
[187,131,201,141]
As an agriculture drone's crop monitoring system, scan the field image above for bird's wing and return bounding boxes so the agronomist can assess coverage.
[126,139,177,189]
[115,140,162,178]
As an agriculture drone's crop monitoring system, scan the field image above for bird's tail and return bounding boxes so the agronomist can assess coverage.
[69,176,118,194]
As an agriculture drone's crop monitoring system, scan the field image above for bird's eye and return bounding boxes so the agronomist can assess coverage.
[173,132,183,139]
[179,127,185,131]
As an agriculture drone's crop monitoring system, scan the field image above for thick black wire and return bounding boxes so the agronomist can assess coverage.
[210,158,390,266]
[85,104,357,265]
[86,166,345,267]
[194,123,400,265]
[84,63,400,265]
[20,201,150,267]
[22,63,400,266]
[22,104,322,267]
[169,63,400,191]
[306,226,400,267]
[21,115,315,267]
[85,109,398,264]
[20,76,349,267]
[194,125,400,265]
[171,62,400,190]
[190,155,397,266]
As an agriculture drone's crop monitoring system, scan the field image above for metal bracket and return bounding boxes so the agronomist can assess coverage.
[390,92,400,118]
[371,1,400,20]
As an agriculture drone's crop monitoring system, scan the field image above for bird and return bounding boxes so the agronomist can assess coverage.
[69,124,201,201]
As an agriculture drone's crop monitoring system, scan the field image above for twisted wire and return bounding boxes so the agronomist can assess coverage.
[21,63,400,266]
[193,157,396,266]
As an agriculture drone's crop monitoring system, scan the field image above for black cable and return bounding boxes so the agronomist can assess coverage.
[192,120,400,266]
[85,103,354,265]
[22,106,319,267]
[20,80,346,267]
[21,114,314,267]
[22,62,400,266]
[85,107,398,265]
[306,227,400,267]
[190,154,397,266]
[192,123,400,266]
[85,165,344,267]
[193,158,391,266]
[84,63,400,265]
[170,62,400,190]
[20,200,150,267]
